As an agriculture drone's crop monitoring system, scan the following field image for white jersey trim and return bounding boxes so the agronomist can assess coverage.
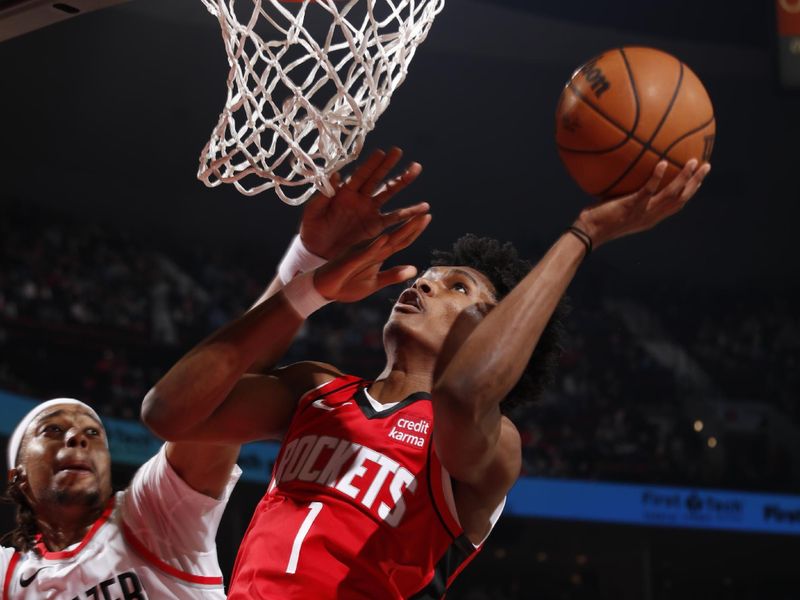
[362,388,401,412]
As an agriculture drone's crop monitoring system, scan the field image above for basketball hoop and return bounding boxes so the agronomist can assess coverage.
[198,0,445,205]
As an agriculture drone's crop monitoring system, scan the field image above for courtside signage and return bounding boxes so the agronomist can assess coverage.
[508,477,800,536]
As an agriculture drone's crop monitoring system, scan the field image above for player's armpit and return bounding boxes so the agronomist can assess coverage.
[433,396,521,486]
[165,442,240,500]
[450,418,521,545]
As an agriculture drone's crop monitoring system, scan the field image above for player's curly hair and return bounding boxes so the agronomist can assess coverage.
[1,476,39,554]
[430,234,568,413]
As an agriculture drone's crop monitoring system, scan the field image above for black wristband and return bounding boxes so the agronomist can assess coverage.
[567,226,593,256]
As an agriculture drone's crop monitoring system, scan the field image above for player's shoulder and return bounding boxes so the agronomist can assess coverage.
[272,361,346,399]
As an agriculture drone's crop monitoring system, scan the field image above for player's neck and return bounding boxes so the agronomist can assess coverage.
[372,357,435,404]
[35,502,105,552]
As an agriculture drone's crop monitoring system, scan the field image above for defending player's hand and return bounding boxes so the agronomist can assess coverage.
[299,147,428,260]
[313,213,431,303]
[573,159,711,248]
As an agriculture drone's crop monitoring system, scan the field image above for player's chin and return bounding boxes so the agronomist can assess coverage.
[52,474,101,501]
[52,485,102,507]
[385,310,423,334]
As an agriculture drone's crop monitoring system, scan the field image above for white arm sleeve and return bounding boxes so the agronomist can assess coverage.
[120,445,241,569]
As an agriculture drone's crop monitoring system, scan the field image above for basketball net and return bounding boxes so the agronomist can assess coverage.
[198,0,445,205]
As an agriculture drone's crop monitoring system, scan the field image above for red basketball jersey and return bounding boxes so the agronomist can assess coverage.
[228,375,484,599]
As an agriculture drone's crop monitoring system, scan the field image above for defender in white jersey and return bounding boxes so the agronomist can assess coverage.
[2,399,240,599]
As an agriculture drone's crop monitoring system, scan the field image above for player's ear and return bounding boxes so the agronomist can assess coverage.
[8,466,29,492]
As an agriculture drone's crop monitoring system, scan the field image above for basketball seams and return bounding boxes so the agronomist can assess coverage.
[658,117,715,159]
[562,76,682,170]
[596,58,686,197]
[619,47,641,137]
[565,80,638,147]
[556,138,633,155]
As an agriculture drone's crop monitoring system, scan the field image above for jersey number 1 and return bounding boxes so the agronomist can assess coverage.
[286,502,323,574]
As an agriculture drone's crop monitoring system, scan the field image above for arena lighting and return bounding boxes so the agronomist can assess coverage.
[693,419,704,432]
[708,436,719,448]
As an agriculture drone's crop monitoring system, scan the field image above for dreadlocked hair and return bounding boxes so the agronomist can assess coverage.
[1,477,40,554]
[431,234,568,413]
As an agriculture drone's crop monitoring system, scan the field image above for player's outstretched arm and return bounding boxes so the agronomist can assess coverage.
[141,212,430,445]
[432,160,710,491]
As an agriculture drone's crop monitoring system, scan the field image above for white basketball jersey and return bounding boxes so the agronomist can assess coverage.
[1,445,240,600]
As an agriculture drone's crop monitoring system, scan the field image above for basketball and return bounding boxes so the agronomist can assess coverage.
[555,46,715,199]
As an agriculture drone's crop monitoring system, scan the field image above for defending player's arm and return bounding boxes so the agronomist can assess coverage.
[141,212,430,445]
[432,160,711,491]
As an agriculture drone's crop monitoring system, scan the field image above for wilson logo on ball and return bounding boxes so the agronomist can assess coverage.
[580,60,611,99]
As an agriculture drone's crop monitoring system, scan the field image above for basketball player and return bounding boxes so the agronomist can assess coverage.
[1,395,240,597]
[144,148,710,598]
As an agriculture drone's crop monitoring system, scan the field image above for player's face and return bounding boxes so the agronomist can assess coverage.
[385,266,497,355]
[16,404,112,510]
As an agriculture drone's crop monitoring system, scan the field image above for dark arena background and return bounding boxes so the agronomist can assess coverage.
[1,1,799,598]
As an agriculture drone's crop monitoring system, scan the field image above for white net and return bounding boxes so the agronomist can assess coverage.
[198,0,445,205]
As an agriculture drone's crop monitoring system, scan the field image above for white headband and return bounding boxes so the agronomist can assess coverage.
[7,398,106,471]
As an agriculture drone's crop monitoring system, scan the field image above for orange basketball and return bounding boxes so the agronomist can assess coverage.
[555,46,715,199]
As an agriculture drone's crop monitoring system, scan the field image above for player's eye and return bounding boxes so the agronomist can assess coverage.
[42,424,63,435]
[86,428,101,437]
[453,281,469,294]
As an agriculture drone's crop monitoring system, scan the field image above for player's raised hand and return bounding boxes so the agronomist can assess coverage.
[299,147,428,260]
[313,213,431,303]
[574,159,711,248]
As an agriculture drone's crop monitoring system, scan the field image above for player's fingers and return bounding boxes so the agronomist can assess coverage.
[344,149,386,190]
[647,159,700,213]
[648,163,710,220]
[334,234,389,275]
[373,162,422,206]
[368,217,426,263]
[660,159,698,201]
[384,214,432,253]
[375,265,419,290]
[361,147,404,195]
[634,161,668,201]
[678,163,711,204]
[380,202,430,228]
[302,190,332,220]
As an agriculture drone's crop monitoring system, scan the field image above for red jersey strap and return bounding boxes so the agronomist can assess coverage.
[297,375,365,411]
[426,443,462,539]
[121,523,223,586]
[33,496,116,560]
[2,551,20,600]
